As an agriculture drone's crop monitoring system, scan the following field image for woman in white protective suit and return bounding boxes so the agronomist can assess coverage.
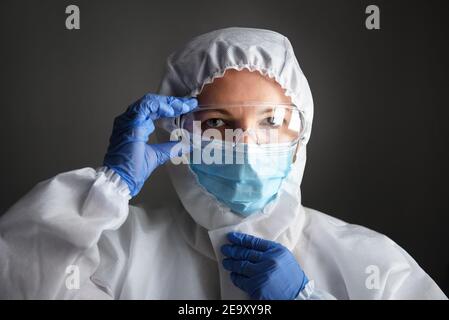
[0,27,446,300]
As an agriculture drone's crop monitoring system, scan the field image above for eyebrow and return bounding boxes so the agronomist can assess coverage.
[195,108,233,117]
[195,107,276,117]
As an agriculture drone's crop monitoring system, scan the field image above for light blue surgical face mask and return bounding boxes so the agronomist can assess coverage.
[189,141,297,216]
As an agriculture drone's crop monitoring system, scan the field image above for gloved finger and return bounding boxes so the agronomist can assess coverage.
[148,141,191,166]
[221,244,263,262]
[227,232,277,252]
[164,95,198,117]
[230,272,251,293]
[126,94,197,121]
[222,258,258,277]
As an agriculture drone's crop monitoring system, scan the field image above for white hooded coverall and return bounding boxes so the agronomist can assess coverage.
[0,27,446,300]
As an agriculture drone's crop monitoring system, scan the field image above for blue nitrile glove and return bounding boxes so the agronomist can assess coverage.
[221,232,309,300]
[103,93,197,197]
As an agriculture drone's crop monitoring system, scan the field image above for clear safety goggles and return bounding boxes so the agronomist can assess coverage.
[175,102,306,146]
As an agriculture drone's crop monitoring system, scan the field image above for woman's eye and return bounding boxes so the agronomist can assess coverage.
[260,117,282,127]
[205,118,225,128]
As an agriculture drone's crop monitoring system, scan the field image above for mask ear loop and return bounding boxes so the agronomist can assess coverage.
[298,110,307,143]
[173,115,184,141]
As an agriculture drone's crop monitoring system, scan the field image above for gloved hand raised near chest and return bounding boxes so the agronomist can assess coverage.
[221,232,309,300]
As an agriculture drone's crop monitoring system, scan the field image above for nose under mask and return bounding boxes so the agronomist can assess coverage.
[189,141,297,216]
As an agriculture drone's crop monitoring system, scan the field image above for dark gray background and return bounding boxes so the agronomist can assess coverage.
[1,0,448,295]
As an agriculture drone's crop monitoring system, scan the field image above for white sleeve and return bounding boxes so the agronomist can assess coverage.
[295,281,337,300]
[380,242,448,300]
[0,167,131,299]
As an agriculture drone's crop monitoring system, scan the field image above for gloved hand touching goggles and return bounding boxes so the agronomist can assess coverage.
[174,102,306,146]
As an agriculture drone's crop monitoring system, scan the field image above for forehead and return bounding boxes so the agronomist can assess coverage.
[197,69,292,105]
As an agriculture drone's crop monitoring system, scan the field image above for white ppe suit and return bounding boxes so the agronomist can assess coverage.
[0,27,446,300]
